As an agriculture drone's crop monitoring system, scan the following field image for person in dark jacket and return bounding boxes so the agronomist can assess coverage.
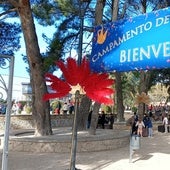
[143,113,148,127]
[142,114,149,137]
[109,113,114,129]
[87,110,92,129]
[131,112,138,135]
[101,111,106,129]
[146,117,153,137]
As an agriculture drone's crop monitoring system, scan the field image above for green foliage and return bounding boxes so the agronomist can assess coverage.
[42,34,64,72]
[121,68,170,109]
[51,101,58,111]
[32,1,58,26]
[126,0,167,14]
[31,1,83,72]
[122,72,140,107]
[0,0,22,55]
[0,99,6,104]
[25,105,32,114]
[0,21,21,55]
[56,0,78,16]
[131,106,137,113]
[50,100,62,113]
[101,105,116,114]
[150,68,170,87]
[103,105,112,113]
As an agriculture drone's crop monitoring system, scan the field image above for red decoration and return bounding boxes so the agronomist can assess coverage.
[43,57,115,105]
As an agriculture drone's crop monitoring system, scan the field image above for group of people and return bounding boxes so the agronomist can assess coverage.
[87,111,115,129]
[131,112,153,137]
[148,104,170,121]
[97,111,115,129]
[11,102,24,114]
[53,100,74,115]
[131,111,170,137]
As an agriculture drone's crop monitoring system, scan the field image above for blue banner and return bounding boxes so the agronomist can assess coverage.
[90,7,170,72]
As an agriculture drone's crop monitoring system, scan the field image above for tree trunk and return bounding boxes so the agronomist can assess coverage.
[138,71,151,117]
[87,0,106,135]
[136,0,148,119]
[75,0,103,132]
[9,0,52,136]
[115,72,125,121]
[77,95,91,130]
[89,102,100,135]
[112,0,125,122]
[94,0,106,25]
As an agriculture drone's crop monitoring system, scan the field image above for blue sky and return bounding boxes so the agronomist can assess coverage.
[0,20,56,100]
[1,19,56,79]
[13,21,56,78]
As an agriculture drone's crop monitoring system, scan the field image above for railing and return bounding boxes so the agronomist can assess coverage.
[0,55,14,170]
[0,56,10,102]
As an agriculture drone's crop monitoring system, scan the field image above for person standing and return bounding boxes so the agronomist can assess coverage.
[68,100,74,114]
[143,114,149,137]
[109,113,114,129]
[62,102,68,115]
[131,112,138,135]
[163,114,169,133]
[143,114,148,127]
[55,101,61,114]
[134,112,138,122]
[101,111,106,129]
[136,118,145,137]
[147,117,153,137]
[87,110,92,129]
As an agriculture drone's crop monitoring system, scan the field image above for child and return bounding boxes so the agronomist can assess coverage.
[136,119,145,137]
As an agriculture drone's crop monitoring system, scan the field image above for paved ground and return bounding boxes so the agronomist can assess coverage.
[0,129,169,170]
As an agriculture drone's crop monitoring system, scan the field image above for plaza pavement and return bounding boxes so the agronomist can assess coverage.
[0,129,169,170]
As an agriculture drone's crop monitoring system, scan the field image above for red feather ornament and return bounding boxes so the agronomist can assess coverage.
[43,73,71,100]
[43,57,115,105]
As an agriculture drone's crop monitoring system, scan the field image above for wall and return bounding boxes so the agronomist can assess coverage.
[0,114,74,130]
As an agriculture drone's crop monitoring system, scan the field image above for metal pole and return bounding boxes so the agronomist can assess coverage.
[70,90,80,170]
[77,0,84,65]
[1,55,15,170]
[69,1,86,169]
[69,1,89,169]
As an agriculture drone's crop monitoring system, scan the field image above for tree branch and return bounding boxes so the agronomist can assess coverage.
[8,0,20,8]
[0,8,17,17]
